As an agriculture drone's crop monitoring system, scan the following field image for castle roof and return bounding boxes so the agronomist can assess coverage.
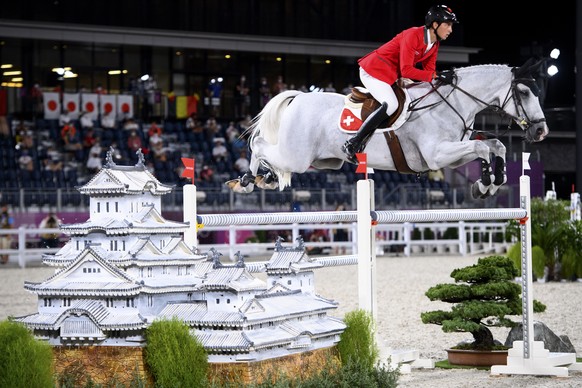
[25,248,141,297]
[265,245,323,274]
[16,299,146,330]
[201,266,266,292]
[77,162,173,196]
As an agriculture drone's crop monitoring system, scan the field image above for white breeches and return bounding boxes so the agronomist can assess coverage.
[359,67,399,116]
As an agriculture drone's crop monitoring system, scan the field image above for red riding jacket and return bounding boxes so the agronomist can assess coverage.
[358,26,439,85]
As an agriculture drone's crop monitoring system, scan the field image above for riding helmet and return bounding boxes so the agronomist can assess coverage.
[425,5,458,27]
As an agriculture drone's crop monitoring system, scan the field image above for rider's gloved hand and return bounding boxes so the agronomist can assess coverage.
[435,70,455,84]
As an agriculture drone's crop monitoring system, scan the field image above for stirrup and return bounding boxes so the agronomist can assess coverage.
[341,142,360,165]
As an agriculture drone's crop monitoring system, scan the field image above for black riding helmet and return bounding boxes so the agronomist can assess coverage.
[425,4,458,28]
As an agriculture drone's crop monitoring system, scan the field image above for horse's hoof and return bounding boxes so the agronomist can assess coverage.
[240,173,255,187]
[255,175,279,190]
[471,180,490,199]
[225,179,254,193]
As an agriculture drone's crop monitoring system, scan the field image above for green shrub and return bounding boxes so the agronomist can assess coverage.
[337,309,379,371]
[0,319,54,388]
[145,318,208,388]
[507,243,546,280]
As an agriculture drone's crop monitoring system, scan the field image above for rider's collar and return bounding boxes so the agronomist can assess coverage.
[423,27,431,45]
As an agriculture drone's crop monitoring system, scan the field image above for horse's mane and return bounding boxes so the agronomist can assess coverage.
[455,63,510,75]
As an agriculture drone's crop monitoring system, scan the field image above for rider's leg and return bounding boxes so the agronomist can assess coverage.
[342,68,398,163]
[342,102,389,163]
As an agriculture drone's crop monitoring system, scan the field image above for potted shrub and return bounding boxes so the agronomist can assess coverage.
[420,255,546,366]
[505,197,578,281]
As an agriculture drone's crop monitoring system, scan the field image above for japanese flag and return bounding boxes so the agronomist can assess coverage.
[43,92,60,119]
[81,93,99,120]
[63,93,80,119]
[117,94,134,119]
[100,94,117,120]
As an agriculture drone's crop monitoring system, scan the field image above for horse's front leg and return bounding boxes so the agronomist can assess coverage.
[472,157,495,199]
[482,139,507,196]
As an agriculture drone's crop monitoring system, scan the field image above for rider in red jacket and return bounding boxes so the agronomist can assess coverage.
[342,5,458,164]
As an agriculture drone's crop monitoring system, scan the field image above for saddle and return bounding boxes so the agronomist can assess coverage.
[348,82,407,128]
[344,82,416,174]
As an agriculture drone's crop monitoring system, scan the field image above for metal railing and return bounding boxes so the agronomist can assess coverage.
[0,221,512,268]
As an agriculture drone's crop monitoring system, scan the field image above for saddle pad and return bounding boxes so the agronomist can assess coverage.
[338,95,363,133]
[337,89,411,134]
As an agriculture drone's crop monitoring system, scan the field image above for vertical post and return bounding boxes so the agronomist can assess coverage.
[183,184,197,250]
[520,174,534,359]
[357,179,377,319]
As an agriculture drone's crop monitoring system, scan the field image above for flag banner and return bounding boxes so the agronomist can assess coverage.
[100,94,117,121]
[176,96,188,119]
[63,93,80,119]
[522,152,531,172]
[117,94,134,119]
[81,93,99,120]
[355,153,367,174]
[43,92,61,119]
[187,95,199,116]
[181,158,195,181]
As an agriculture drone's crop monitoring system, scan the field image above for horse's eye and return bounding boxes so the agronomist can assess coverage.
[520,89,529,97]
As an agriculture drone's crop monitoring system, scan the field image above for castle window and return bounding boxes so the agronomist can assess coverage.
[97,202,101,212]
[147,267,153,277]
[227,299,231,304]
[115,202,119,212]
[122,241,126,251]
[83,268,87,273]
[147,296,153,307]
[106,298,113,307]
[106,202,110,212]
[187,293,192,301]
[177,266,183,276]
[186,265,191,275]
[126,298,134,307]
[162,266,169,274]
[43,298,51,307]
[62,298,71,307]
[216,299,220,304]
[287,280,292,285]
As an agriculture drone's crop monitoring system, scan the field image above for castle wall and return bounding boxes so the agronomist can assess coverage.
[52,345,340,386]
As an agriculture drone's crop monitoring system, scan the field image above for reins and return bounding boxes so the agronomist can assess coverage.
[406,70,545,141]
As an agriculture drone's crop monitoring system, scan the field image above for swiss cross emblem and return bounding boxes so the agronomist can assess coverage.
[340,108,362,132]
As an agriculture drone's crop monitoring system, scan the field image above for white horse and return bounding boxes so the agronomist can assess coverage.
[228,59,549,199]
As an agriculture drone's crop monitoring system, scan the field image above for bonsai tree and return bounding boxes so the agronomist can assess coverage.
[420,255,546,350]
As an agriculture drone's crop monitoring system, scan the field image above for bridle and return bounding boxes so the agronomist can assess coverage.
[410,69,546,140]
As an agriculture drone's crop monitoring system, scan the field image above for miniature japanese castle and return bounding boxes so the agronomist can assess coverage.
[16,150,345,363]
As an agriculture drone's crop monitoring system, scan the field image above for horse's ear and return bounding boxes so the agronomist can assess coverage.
[514,57,546,78]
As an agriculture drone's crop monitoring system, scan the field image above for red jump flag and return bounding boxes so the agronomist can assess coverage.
[355,153,368,180]
[181,158,195,182]
[355,153,367,173]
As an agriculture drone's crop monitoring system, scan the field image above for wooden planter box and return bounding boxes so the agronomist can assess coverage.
[446,348,508,367]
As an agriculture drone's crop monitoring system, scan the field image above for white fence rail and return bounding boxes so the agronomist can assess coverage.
[0,221,511,268]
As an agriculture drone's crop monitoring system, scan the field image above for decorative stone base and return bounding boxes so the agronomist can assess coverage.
[52,346,153,386]
[446,348,508,367]
[209,347,340,385]
[52,345,340,386]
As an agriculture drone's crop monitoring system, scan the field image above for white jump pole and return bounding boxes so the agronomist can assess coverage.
[183,184,197,250]
[357,179,376,318]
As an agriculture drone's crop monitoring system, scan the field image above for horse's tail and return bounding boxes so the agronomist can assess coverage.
[248,90,302,145]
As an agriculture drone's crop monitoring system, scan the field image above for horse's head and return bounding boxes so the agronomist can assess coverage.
[507,58,550,143]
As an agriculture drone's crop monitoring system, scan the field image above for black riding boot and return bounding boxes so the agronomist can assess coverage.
[341,102,389,164]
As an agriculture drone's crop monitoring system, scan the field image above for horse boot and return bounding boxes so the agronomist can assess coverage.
[341,102,389,164]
